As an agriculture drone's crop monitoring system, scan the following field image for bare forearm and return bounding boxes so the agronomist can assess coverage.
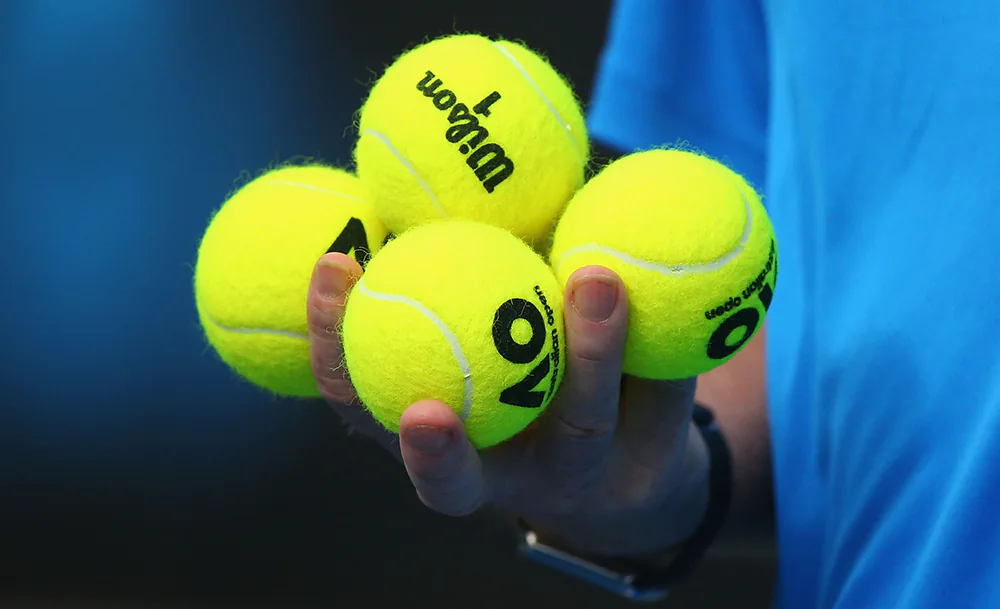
[695,326,774,550]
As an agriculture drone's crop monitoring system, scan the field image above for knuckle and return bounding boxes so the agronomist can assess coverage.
[306,297,343,337]
[570,343,611,364]
[553,412,615,442]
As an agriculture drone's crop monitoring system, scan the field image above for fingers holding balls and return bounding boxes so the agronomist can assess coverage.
[195,30,778,472]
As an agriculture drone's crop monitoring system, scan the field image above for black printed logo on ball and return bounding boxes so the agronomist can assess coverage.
[492,285,560,408]
[705,240,778,360]
[416,70,515,193]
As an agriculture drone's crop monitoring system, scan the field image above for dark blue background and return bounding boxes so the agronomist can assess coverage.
[0,1,771,606]
[3,0,350,494]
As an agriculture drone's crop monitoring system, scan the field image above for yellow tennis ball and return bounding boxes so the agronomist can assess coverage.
[355,33,589,246]
[342,220,565,448]
[194,164,388,397]
[550,149,778,380]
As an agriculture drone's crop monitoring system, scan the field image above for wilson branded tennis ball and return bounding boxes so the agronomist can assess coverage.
[355,33,588,246]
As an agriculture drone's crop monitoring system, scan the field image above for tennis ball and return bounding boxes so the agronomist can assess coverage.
[550,149,778,380]
[342,220,565,448]
[194,164,388,397]
[355,33,589,246]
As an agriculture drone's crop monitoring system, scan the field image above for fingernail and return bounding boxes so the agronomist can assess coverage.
[316,257,349,300]
[403,425,453,454]
[572,275,618,323]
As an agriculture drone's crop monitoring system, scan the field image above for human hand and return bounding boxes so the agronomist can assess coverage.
[307,251,709,558]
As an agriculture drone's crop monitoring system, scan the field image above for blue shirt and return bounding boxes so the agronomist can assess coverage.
[588,2,1000,607]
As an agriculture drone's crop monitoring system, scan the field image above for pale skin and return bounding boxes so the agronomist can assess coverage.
[308,251,772,558]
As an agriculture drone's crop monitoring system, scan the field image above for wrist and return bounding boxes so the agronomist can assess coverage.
[525,421,711,559]
[516,404,733,601]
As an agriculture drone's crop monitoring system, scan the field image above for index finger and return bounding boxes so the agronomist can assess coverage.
[307,252,398,453]
[308,252,362,405]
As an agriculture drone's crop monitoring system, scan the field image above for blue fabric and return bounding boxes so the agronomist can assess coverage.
[589,2,1000,608]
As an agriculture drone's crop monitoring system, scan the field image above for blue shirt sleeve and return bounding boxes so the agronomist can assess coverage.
[587,0,770,189]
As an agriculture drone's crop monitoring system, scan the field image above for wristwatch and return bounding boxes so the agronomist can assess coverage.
[517,404,733,602]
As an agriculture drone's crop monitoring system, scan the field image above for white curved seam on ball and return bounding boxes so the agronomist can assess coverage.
[555,183,754,277]
[356,279,473,422]
[490,42,584,166]
[257,180,366,202]
[204,314,309,340]
[363,128,448,219]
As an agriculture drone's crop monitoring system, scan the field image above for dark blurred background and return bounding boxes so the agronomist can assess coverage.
[1,1,773,607]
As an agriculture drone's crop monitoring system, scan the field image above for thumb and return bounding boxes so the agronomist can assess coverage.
[532,266,629,498]
[545,266,629,435]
